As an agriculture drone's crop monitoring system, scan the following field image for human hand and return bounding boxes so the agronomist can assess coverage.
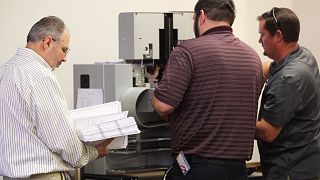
[163,114,171,122]
[95,138,114,159]
[146,65,159,80]
[262,60,272,80]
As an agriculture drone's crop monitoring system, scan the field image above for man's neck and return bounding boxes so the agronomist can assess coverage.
[274,42,299,64]
[201,21,230,36]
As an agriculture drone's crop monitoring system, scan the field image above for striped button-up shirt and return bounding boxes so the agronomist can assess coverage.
[0,48,98,178]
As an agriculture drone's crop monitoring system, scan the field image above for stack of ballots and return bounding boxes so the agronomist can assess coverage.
[69,101,140,149]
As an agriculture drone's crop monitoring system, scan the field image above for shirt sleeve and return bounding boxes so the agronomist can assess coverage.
[30,75,98,167]
[261,74,302,126]
[154,46,193,108]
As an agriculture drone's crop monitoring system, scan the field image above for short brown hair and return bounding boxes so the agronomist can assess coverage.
[257,7,300,43]
[194,0,236,26]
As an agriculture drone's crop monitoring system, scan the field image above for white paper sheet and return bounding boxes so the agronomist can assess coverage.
[77,117,140,141]
[69,101,140,149]
[76,88,103,109]
[72,111,128,130]
[87,136,128,149]
[107,136,128,149]
[69,101,122,126]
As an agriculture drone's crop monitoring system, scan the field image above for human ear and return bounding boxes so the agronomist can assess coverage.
[199,9,206,25]
[274,30,283,42]
[42,36,55,49]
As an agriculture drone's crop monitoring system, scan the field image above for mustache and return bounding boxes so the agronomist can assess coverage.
[57,60,64,66]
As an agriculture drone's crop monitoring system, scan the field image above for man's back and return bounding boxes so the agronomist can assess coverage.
[155,26,264,160]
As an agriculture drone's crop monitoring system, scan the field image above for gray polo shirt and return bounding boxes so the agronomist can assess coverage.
[258,46,320,179]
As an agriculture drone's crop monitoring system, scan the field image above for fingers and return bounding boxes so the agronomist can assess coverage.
[95,138,114,159]
[102,138,114,146]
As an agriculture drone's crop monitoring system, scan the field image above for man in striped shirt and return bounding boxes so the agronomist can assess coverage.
[152,0,264,179]
[0,16,112,179]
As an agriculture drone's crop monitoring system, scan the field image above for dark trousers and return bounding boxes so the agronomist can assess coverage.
[164,155,248,180]
[288,177,320,180]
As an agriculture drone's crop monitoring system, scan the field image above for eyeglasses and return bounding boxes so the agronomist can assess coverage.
[52,37,70,55]
[271,7,281,30]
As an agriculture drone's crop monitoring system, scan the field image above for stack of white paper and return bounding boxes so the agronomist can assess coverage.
[77,117,140,142]
[69,101,140,149]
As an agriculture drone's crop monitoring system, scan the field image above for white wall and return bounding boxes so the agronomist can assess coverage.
[3,0,313,170]
[0,0,294,110]
[233,1,294,58]
[1,0,319,173]
[0,0,193,109]
[293,0,320,65]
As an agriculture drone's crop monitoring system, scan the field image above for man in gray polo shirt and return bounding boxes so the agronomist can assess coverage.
[255,7,320,180]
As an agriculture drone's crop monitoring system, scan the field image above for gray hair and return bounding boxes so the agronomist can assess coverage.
[27,16,67,42]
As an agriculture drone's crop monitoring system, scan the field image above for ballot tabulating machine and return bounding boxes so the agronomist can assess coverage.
[73,12,194,176]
